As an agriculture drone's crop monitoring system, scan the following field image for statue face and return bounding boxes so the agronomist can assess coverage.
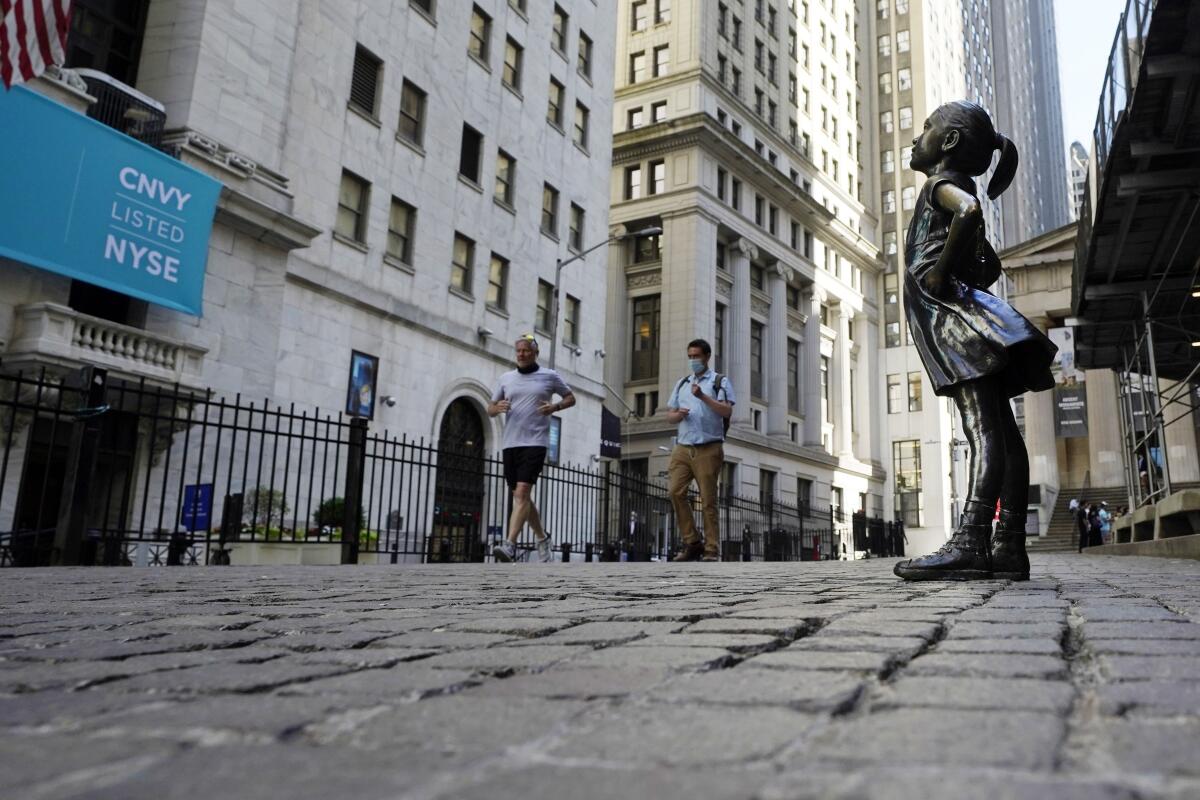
[910,113,955,175]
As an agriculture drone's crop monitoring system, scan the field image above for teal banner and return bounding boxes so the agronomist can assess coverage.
[0,87,221,315]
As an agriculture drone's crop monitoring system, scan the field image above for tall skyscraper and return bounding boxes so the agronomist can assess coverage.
[991,0,1071,242]
[605,0,888,534]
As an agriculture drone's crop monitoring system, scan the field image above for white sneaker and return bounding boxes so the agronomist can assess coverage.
[537,535,554,563]
[493,541,516,562]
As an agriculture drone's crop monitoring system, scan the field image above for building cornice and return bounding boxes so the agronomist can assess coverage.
[614,113,886,274]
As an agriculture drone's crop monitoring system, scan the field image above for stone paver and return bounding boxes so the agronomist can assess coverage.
[2,555,1200,798]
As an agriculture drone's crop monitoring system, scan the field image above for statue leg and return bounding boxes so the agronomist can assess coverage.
[894,378,997,581]
[993,398,1031,580]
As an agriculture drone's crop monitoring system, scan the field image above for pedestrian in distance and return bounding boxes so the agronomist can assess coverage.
[1098,501,1112,544]
[487,335,575,563]
[1074,499,1089,553]
[891,101,1056,582]
[664,339,735,562]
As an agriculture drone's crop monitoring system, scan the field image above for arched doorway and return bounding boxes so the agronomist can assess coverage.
[430,398,486,562]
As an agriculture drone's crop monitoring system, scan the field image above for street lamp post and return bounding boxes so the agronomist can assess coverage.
[549,225,662,370]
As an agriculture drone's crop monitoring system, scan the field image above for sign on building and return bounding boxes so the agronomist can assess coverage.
[0,87,221,316]
[600,407,622,459]
[1047,327,1087,438]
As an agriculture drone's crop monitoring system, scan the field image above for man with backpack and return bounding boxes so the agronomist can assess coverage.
[664,339,735,561]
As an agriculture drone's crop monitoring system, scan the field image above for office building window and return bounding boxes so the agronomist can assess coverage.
[335,170,369,243]
[468,6,491,64]
[750,322,764,397]
[494,149,515,206]
[897,29,910,52]
[885,273,901,347]
[899,106,913,129]
[541,183,559,235]
[624,165,642,199]
[458,123,483,183]
[563,294,580,345]
[631,0,648,31]
[880,72,892,95]
[487,253,508,309]
[893,440,923,527]
[450,233,474,294]
[651,100,667,122]
[628,106,645,129]
[551,5,568,53]
[820,355,830,422]
[633,232,661,263]
[898,67,912,92]
[655,0,671,23]
[536,279,553,331]
[398,80,426,146]
[630,51,646,83]
[649,159,666,195]
[631,294,661,380]
[569,203,585,251]
[714,303,725,373]
[574,102,589,148]
[887,374,902,413]
[882,149,894,173]
[788,338,800,412]
[908,371,923,412]
[653,45,670,76]
[578,32,592,78]
[502,37,523,90]
[547,78,564,127]
[878,35,890,58]
[386,197,415,264]
[902,186,915,210]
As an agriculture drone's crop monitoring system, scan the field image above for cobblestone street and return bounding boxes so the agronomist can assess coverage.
[2,555,1200,799]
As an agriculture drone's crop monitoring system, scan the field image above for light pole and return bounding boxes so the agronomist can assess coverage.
[548,225,662,370]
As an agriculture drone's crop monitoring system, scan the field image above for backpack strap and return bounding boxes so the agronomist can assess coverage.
[712,373,726,401]
[673,375,690,403]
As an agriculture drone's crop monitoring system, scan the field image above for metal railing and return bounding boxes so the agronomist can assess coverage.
[0,367,891,567]
[1072,0,1154,310]
[76,68,167,151]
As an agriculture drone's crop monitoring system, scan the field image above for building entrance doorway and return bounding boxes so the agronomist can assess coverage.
[429,398,486,562]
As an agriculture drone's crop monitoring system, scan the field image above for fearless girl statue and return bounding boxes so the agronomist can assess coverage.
[892,101,1057,582]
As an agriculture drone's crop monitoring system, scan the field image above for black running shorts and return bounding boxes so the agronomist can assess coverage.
[502,446,548,490]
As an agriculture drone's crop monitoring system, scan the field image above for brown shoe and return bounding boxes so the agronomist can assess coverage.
[672,541,704,562]
[700,554,719,562]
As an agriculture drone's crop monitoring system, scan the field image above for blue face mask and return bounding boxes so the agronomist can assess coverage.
[688,358,705,375]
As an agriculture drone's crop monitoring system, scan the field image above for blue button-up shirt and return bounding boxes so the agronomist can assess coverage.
[667,369,736,445]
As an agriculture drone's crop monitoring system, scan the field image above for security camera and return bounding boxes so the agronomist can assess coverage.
[594,348,606,358]
[477,325,495,339]
[382,395,397,408]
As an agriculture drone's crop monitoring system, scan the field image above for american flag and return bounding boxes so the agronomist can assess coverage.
[0,0,72,89]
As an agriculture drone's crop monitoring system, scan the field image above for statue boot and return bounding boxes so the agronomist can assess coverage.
[991,507,1030,581]
[894,501,993,581]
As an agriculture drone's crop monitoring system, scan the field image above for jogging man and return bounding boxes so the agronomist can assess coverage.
[665,338,735,561]
[488,335,575,562]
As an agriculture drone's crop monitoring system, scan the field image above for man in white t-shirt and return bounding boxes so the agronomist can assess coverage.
[487,335,575,562]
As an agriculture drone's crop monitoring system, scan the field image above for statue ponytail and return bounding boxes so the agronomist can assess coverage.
[987,134,1019,200]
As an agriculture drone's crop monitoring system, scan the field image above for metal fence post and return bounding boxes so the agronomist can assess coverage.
[342,416,368,565]
[52,367,108,566]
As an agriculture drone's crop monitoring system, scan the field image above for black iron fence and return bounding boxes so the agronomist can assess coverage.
[0,368,894,566]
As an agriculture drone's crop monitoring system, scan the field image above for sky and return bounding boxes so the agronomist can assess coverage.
[1054,0,1129,155]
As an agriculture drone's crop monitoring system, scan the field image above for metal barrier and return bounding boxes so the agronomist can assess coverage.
[0,367,885,566]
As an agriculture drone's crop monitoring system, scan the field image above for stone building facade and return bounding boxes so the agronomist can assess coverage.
[0,0,618,544]
[605,0,888,536]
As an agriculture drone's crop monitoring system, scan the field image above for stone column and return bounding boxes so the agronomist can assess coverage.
[835,304,854,456]
[766,262,791,435]
[1162,378,1200,484]
[657,211,718,402]
[802,285,825,447]
[1084,369,1124,487]
[726,239,756,427]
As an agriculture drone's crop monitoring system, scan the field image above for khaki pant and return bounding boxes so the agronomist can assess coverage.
[668,442,723,556]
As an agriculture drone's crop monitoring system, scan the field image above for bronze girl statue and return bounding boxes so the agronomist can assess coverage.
[893,101,1056,582]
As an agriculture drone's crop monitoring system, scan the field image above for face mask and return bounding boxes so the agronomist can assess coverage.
[688,359,705,375]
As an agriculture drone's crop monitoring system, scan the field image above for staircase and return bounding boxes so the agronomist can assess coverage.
[1026,486,1129,553]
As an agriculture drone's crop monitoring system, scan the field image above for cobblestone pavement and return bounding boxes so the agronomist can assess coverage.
[3,555,1200,800]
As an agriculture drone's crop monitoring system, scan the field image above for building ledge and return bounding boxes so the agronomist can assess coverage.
[3,303,207,389]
